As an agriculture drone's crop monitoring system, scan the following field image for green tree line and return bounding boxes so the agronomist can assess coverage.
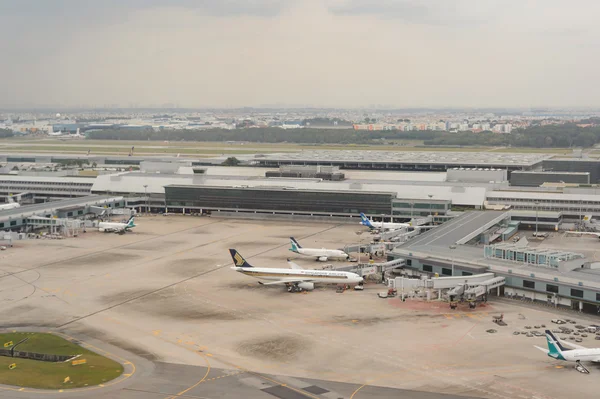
[84,123,600,148]
[0,129,14,138]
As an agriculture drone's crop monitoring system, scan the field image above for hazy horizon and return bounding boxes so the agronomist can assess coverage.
[2,0,600,109]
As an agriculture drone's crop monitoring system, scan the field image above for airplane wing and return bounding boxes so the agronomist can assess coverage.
[533,345,549,354]
[287,261,303,270]
[258,278,314,286]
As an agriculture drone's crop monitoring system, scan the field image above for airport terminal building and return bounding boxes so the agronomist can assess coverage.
[390,211,600,314]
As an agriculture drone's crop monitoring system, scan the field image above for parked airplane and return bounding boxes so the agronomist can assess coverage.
[359,213,411,231]
[228,249,363,292]
[534,330,600,373]
[0,196,20,211]
[98,216,136,234]
[289,237,348,262]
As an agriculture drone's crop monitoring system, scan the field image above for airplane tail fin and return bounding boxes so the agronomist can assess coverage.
[545,330,567,359]
[127,216,136,227]
[359,213,373,228]
[287,259,303,270]
[290,237,301,252]
[583,215,593,223]
[229,249,253,268]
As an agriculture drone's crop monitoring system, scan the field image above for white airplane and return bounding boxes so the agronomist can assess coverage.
[0,196,20,211]
[229,249,363,292]
[359,213,411,231]
[535,330,600,373]
[289,237,348,262]
[98,216,136,234]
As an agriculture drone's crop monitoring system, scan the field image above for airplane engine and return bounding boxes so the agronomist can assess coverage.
[317,256,328,262]
[298,282,315,291]
[98,228,105,232]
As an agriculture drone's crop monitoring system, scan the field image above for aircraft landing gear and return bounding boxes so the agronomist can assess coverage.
[286,284,302,293]
[575,360,590,374]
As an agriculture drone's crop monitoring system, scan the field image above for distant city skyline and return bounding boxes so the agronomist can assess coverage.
[1,0,600,108]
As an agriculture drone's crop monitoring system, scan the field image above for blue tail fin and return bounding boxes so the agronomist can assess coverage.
[229,249,253,268]
[360,213,374,228]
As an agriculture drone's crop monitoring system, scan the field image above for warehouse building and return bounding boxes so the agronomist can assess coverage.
[510,171,590,187]
[0,175,95,200]
[252,151,549,173]
[486,191,600,220]
[542,159,600,183]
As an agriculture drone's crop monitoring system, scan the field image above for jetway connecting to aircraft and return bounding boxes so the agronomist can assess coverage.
[26,216,85,237]
[448,276,506,309]
[375,227,420,243]
[333,258,405,278]
[390,273,505,307]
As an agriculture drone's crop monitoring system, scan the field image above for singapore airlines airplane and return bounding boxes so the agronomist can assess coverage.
[98,216,136,234]
[289,237,349,262]
[535,330,600,373]
[0,196,20,211]
[359,213,411,231]
[229,249,363,292]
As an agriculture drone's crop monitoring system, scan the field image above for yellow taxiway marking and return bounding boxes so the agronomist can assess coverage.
[164,353,211,399]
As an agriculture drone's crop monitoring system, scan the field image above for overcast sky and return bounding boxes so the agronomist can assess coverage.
[1,0,599,109]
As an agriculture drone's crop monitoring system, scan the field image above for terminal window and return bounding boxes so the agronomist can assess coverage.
[462,271,473,276]
[442,268,452,276]
[523,280,535,289]
[423,264,433,272]
[406,259,412,266]
[571,289,584,298]
[546,284,559,293]
[597,293,600,302]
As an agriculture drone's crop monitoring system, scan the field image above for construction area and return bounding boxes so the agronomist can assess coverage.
[1,216,600,399]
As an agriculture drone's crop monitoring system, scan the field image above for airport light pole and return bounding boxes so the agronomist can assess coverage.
[449,245,457,276]
[428,194,433,221]
[143,185,148,213]
[535,201,539,236]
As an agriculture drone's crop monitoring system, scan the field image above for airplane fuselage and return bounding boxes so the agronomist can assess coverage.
[558,348,600,362]
[0,203,20,211]
[361,220,410,230]
[293,248,348,260]
[232,267,362,284]
[98,222,132,232]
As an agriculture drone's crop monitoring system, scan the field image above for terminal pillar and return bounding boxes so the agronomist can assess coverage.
[580,301,583,312]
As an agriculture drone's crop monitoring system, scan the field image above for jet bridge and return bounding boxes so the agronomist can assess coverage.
[450,276,506,309]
